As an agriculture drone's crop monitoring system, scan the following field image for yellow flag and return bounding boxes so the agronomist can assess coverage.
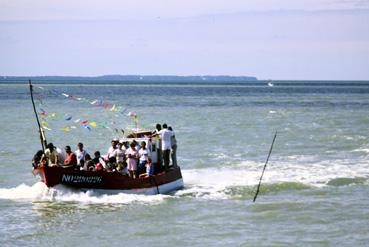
[134,116,139,123]
[42,121,49,127]
[90,121,97,127]
[110,104,118,112]
[63,126,71,132]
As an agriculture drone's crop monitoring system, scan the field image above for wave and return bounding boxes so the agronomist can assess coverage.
[226,182,311,200]
[326,177,368,186]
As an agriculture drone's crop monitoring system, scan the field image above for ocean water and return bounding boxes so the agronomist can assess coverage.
[0,81,369,246]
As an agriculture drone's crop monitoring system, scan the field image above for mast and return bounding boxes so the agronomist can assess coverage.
[29,80,47,152]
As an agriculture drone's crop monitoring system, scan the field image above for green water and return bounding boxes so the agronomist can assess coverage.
[1,82,369,246]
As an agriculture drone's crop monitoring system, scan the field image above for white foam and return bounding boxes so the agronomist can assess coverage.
[0,182,49,201]
[0,182,167,205]
[50,186,168,204]
[351,147,369,154]
[177,157,369,198]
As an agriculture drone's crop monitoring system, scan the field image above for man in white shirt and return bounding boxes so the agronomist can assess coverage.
[157,123,173,171]
[107,138,118,160]
[138,141,151,175]
[74,142,87,170]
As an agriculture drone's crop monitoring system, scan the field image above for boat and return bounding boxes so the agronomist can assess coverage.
[29,81,184,195]
[32,165,184,195]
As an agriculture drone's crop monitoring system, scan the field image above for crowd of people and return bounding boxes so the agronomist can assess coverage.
[32,123,178,179]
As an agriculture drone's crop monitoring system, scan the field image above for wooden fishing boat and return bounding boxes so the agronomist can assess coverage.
[32,131,184,195]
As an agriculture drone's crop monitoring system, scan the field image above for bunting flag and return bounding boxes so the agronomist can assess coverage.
[110,104,118,112]
[34,86,150,133]
[37,86,129,115]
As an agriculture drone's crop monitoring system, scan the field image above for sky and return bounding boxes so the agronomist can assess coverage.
[1,0,369,80]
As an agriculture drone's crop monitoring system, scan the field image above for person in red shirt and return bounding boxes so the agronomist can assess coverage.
[63,145,77,169]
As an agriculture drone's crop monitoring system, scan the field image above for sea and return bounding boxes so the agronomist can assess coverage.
[0,80,369,246]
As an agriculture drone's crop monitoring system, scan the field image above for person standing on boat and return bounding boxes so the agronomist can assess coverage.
[106,138,118,161]
[75,142,87,170]
[156,124,173,171]
[138,141,151,175]
[152,123,162,135]
[152,124,163,166]
[168,126,178,167]
[114,140,127,173]
[126,141,139,179]
[114,140,126,163]
[63,146,77,169]
[44,143,59,167]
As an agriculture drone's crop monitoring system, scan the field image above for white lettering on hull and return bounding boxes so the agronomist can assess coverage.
[61,174,103,184]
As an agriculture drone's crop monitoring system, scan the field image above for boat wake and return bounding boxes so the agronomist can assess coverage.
[0,182,168,205]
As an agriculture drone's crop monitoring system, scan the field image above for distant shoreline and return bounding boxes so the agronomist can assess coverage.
[0,75,257,83]
[1,75,369,85]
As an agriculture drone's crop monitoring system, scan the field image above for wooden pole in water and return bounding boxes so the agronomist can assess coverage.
[29,80,47,152]
[253,131,277,203]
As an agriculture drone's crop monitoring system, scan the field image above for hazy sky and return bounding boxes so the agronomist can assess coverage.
[1,0,369,80]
